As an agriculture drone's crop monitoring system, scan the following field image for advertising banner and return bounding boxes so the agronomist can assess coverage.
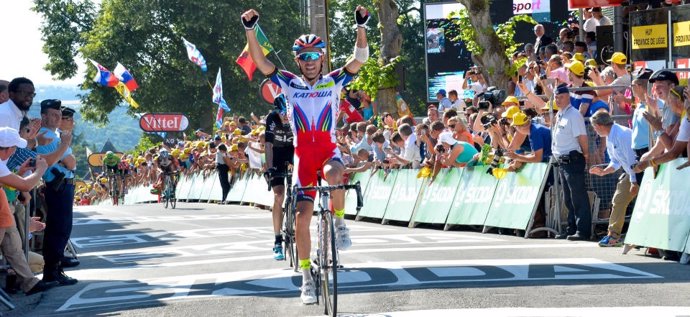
[484,163,549,230]
[629,8,669,63]
[625,159,690,252]
[671,5,690,71]
[445,166,498,227]
[226,173,248,203]
[568,0,623,9]
[356,169,397,220]
[383,169,424,223]
[139,113,189,133]
[175,174,194,201]
[411,168,463,225]
[186,173,206,201]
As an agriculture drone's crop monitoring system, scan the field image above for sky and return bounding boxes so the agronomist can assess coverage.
[0,1,86,86]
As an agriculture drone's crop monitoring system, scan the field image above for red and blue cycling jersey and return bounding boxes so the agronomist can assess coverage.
[268,67,354,201]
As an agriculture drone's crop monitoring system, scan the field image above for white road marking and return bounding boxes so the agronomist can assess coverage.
[57,258,662,312]
[313,307,690,317]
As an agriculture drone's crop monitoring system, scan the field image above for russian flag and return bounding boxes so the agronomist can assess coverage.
[114,62,139,91]
[89,60,119,87]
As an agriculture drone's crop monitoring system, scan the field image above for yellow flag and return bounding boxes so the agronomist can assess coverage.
[114,82,140,108]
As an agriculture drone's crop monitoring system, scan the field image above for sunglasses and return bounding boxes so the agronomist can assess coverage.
[297,52,322,62]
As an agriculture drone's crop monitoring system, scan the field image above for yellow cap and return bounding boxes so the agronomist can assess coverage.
[233,128,242,136]
[511,112,530,126]
[541,99,560,112]
[501,96,519,106]
[573,52,586,63]
[567,61,585,77]
[230,144,239,152]
[171,149,180,158]
[502,105,521,118]
[99,177,108,184]
[607,52,627,65]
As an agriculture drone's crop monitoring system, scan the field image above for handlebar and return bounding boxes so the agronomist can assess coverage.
[293,181,364,212]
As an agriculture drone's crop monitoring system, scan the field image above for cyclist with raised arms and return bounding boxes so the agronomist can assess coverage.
[241,6,369,305]
[264,94,295,261]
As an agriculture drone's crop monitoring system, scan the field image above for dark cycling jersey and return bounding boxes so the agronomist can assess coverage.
[265,110,294,149]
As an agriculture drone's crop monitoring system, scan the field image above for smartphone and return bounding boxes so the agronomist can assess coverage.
[28,158,36,167]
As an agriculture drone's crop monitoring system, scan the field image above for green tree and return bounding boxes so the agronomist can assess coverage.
[34,0,306,129]
[445,0,536,89]
[328,0,426,116]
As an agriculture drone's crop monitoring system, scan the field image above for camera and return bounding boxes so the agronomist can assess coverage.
[28,158,36,168]
[477,101,491,111]
[479,87,507,108]
[481,114,498,129]
[435,144,446,154]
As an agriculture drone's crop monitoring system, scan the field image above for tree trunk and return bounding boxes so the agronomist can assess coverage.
[375,0,402,116]
[458,0,510,90]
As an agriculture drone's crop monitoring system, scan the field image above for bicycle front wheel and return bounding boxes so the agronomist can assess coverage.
[320,212,337,317]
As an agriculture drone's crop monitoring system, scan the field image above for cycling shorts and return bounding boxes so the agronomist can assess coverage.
[106,165,123,175]
[270,147,294,188]
[294,144,342,203]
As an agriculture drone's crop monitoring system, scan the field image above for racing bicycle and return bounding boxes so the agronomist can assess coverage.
[291,181,363,317]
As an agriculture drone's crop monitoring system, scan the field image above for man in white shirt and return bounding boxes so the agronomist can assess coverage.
[582,8,598,33]
[592,7,612,26]
[0,78,42,151]
[552,84,591,241]
[391,123,421,168]
[588,111,639,247]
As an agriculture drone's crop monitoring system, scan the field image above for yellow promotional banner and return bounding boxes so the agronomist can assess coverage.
[674,21,690,47]
[632,24,668,50]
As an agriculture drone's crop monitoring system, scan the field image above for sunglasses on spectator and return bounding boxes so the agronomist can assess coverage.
[297,52,322,62]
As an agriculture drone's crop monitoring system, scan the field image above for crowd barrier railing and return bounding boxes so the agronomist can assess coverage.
[93,162,690,256]
[101,164,551,235]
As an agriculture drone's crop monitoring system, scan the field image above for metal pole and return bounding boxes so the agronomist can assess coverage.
[24,188,35,261]
[547,81,562,237]
[613,6,625,53]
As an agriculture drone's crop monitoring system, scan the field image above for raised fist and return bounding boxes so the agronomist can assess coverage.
[241,9,259,30]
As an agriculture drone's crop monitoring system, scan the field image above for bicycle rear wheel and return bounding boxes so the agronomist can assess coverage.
[320,212,337,317]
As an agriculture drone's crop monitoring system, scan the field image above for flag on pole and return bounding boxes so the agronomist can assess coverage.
[212,68,231,112]
[114,82,140,109]
[235,25,274,81]
[215,105,224,129]
[182,37,208,72]
[89,60,119,87]
[113,62,139,91]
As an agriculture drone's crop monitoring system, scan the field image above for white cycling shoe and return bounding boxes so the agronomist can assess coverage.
[336,225,352,250]
[300,281,317,305]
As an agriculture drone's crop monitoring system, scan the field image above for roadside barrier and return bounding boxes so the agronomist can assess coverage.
[625,158,690,254]
[97,158,690,254]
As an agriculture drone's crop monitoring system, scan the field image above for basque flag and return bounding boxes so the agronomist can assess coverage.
[89,60,119,87]
[212,68,231,112]
[113,62,139,91]
[182,37,208,72]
